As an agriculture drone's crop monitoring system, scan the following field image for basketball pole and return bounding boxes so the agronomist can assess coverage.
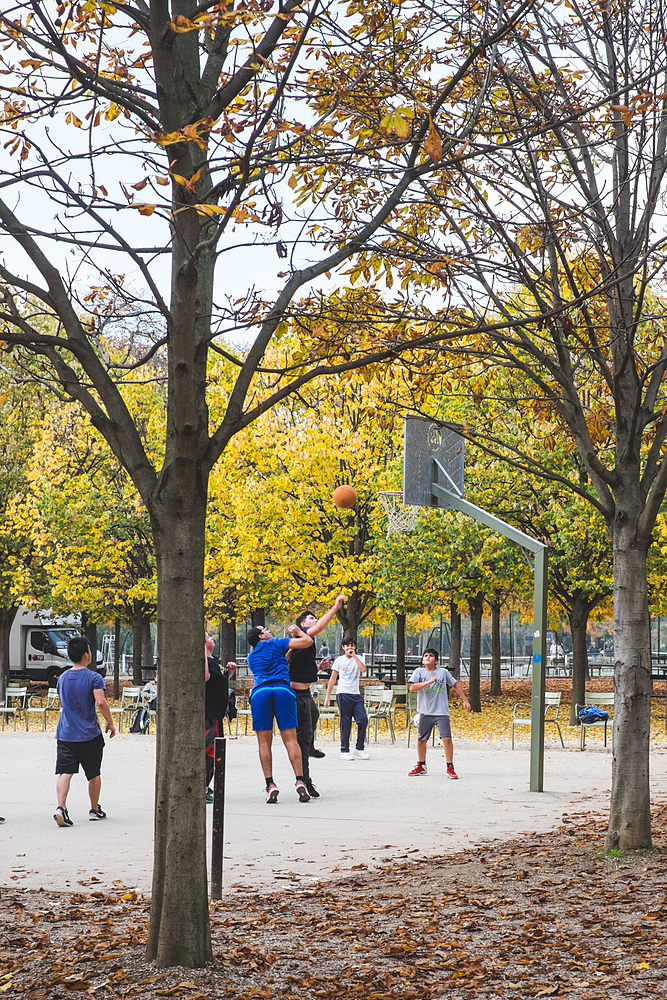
[430,465,548,792]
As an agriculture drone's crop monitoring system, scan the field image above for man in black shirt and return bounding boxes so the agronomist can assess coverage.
[289,594,345,798]
[205,632,236,802]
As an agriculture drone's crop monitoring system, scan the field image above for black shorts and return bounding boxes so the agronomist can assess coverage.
[56,734,105,780]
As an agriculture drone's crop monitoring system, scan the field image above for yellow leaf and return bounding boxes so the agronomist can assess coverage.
[0,392,8,406]
[155,175,169,186]
[105,103,121,121]
[424,116,442,164]
[393,112,410,139]
[193,204,226,216]
[131,177,149,191]
[288,174,298,190]
[66,112,82,128]
[135,203,156,216]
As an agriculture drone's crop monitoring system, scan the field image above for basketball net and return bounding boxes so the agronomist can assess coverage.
[379,491,418,537]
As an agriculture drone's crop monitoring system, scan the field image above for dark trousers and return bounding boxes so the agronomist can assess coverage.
[337,693,368,751]
[309,693,319,752]
[295,689,318,779]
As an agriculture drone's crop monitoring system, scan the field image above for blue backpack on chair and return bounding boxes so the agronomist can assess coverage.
[578,706,609,722]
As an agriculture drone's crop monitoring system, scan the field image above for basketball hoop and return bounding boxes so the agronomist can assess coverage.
[379,491,418,536]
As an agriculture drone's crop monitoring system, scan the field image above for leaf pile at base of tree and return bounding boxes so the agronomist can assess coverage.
[1,801,666,999]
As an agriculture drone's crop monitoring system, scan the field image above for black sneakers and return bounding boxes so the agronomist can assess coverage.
[309,748,326,758]
[89,805,107,820]
[304,778,320,798]
[54,806,73,827]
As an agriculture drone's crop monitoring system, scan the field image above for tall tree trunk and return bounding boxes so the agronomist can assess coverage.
[337,591,365,644]
[146,499,211,966]
[132,614,143,685]
[0,605,19,702]
[250,608,265,628]
[490,598,502,697]
[468,592,484,713]
[606,540,652,850]
[113,617,121,701]
[569,600,590,725]
[220,603,236,665]
[142,617,154,671]
[81,611,98,664]
[396,612,406,685]
[449,599,461,680]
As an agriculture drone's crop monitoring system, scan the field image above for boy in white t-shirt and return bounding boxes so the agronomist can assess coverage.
[325,637,370,760]
[408,647,471,778]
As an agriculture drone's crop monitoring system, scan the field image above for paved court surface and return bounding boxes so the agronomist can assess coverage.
[1,731,664,894]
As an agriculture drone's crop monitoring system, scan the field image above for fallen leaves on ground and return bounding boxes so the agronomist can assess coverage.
[1,803,666,999]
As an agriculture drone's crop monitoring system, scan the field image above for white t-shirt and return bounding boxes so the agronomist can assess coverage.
[332,652,365,695]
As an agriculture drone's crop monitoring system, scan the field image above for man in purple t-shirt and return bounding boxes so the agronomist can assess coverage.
[54,636,116,827]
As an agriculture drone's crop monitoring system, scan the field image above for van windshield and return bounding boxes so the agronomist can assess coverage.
[47,628,81,658]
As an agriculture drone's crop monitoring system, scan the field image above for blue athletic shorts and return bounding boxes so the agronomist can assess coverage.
[250,682,298,731]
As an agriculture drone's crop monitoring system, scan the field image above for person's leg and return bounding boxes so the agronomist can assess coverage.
[309,694,320,752]
[279,727,306,776]
[352,695,368,749]
[56,772,73,808]
[256,730,274,778]
[88,775,101,810]
[438,717,457,777]
[295,690,312,779]
[409,718,434,773]
[338,694,353,752]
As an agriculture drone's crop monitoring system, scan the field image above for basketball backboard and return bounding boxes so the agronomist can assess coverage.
[403,416,465,506]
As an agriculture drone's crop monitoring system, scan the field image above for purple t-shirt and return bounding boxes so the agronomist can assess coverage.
[56,668,106,741]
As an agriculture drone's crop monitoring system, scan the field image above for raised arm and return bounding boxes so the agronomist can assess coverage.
[287,624,314,649]
[304,594,347,636]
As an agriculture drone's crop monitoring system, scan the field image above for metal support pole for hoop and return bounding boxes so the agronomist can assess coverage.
[429,461,548,792]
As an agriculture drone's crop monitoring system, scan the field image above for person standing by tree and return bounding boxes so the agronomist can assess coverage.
[288,595,346,797]
[246,623,314,803]
[54,636,116,827]
[204,632,236,803]
[408,648,471,779]
[325,638,370,760]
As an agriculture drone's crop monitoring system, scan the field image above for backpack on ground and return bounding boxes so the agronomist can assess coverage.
[129,707,150,733]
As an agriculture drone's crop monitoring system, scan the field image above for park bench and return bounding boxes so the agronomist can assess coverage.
[511,691,564,749]
[575,692,614,750]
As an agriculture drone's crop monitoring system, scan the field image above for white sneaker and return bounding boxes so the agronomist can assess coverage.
[340,750,355,760]
[353,748,370,759]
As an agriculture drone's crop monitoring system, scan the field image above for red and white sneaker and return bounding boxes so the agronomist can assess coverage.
[446,763,458,779]
[408,762,427,776]
[265,783,279,803]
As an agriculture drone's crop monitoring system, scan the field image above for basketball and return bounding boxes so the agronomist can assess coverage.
[333,484,358,509]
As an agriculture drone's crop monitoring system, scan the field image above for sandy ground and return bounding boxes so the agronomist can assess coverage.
[1,729,665,894]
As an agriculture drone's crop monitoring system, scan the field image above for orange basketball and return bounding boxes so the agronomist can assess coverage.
[333,484,358,509]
